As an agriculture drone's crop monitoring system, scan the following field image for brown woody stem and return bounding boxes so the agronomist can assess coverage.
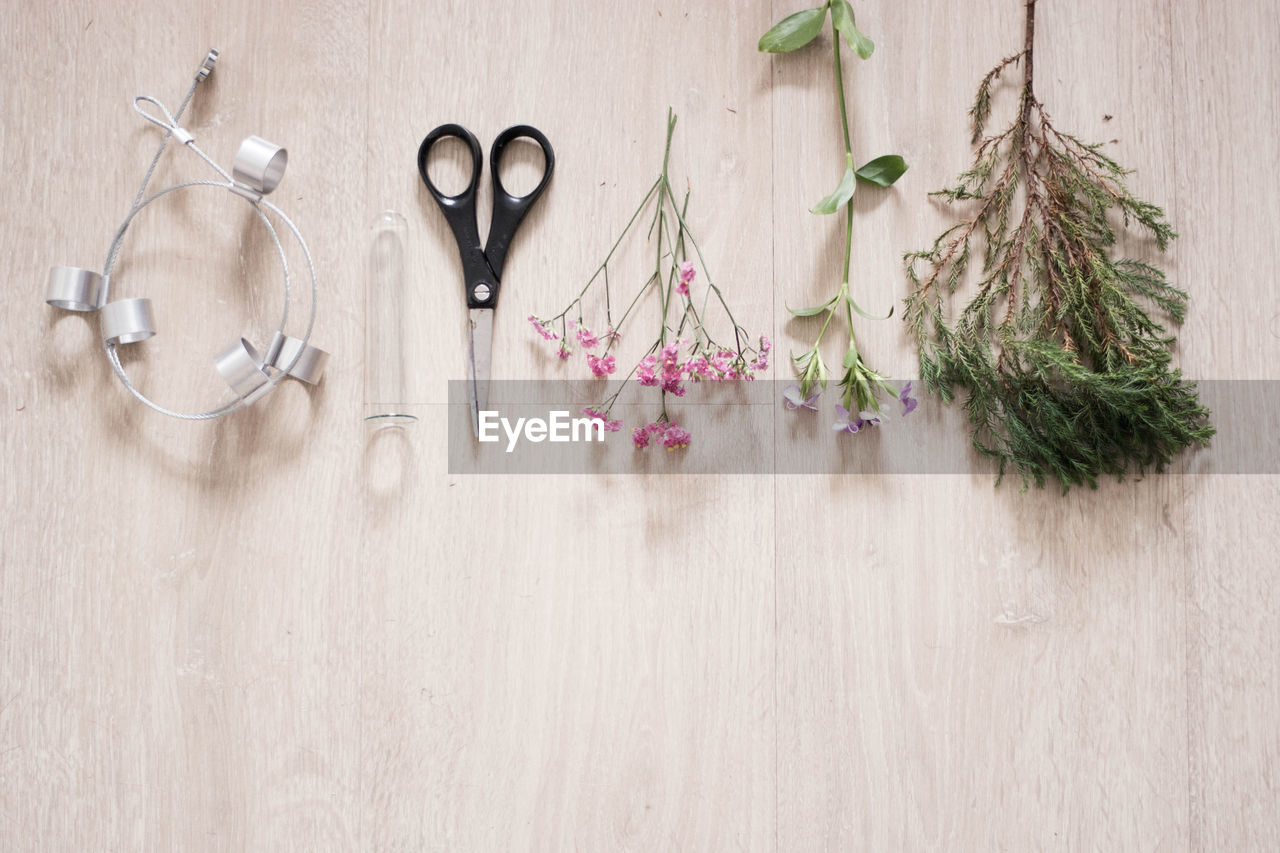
[1022,0,1036,109]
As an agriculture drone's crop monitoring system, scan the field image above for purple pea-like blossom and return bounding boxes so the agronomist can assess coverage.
[783,385,820,412]
[832,404,880,434]
[899,381,918,416]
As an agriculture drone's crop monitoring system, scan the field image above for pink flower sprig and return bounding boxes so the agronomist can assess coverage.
[576,326,600,349]
[528,315,558,341]
[529,109,770,447]
[586,353,616,378]
[632,420,691,450]
[676,261,695,296]
[581,407,622,432]
[635,336,773,394]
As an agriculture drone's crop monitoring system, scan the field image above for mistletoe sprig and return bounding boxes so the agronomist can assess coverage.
[760,0,913,429]
[904,0,1213,489]
[530,110,770,450]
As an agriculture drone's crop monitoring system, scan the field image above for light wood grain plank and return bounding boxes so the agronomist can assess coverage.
[772,0,1194,849]
[2,1,369,850]
[357,0,777,849]
[1183,478,1280,851]
[1172,1,1280,849]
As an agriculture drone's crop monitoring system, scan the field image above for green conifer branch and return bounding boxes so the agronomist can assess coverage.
[904,0,1213,490]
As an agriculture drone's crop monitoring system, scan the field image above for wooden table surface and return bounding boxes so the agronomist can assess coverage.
[3,0,1278,849]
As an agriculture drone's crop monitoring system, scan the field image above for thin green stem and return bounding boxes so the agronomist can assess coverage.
[843,287,858,355]
[663,109,677,177]
[832,20,853,157]
[664,194,699,341]
[613,271,660,334]
[594,178,661,281]
[604,266,613,329]
[842,203,854,288]
[832,19,858,340]
[600,340,660,413]
[812,289,843,349]
[660,181,746,355]
[550,178,661,322]
[656,198,668,345]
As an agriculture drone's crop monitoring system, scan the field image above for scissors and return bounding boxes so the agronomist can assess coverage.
[418,123,555,437]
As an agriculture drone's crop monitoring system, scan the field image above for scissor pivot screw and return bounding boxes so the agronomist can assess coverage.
[473,282,492,303]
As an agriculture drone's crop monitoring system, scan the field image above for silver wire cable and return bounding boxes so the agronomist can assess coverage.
[98,53,320,420]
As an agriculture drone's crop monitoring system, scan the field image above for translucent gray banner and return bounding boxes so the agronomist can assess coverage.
[439,380,1279,475]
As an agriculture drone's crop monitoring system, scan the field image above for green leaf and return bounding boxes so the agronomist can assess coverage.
[793,347,829,395]
[842,347,860,369]
[758,7,828,53]
[810,167,857,214]
[786,296,836,317]
[855,154,908,187]
[831,1,874,59]
[849,298,893,321]
[851,28,874,60]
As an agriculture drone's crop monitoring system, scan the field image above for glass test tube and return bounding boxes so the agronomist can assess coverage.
[364,211,418,426]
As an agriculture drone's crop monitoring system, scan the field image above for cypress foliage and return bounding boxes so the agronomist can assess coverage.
[904,0,1213,490]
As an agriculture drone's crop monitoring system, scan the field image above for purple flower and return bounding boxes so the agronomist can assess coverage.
[832,404,880,434]
[783,385,819,412]
[899,381,918,416]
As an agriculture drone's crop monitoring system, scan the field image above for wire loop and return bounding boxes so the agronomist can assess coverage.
[46,49,329,421]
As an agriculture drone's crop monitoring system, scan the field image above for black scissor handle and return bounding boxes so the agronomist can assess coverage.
[418,123,483,205]
[418,125,494,307]
[485,125,555,282]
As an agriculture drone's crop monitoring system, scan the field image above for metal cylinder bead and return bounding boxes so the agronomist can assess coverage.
[99,298,156,344]
[265,332,329,385]
[46,266,104,312]
[214,338,272,403]
[232,136,287,195]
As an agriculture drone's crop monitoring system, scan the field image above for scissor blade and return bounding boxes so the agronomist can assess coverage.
[467,308,494,438]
